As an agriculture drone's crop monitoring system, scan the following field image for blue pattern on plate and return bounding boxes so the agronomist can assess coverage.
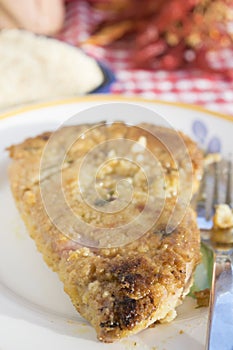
[90,61,116,94]
[192,119,221,152]
[207,137,221,153]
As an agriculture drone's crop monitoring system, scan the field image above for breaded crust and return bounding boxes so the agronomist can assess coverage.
[8,122,203,342]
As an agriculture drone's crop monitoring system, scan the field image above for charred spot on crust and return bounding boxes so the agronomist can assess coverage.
[110,257,143,276]
[109,256,153,298]
[99,295,155,331]
[120,273,144,287]
[113,297,137,328]
[98,257,155,331]
[100,320,120,329]
[110,294,156,330]
[40,133,51,141]
[111,258,149,288]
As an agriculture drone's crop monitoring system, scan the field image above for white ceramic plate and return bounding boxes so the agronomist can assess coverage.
[0,96,232,350]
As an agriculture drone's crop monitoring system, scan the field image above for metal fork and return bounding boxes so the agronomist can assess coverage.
[196,158,233,350]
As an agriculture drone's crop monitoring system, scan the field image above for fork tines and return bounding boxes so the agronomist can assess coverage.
[203,157,232,221]
[226,160,232,209]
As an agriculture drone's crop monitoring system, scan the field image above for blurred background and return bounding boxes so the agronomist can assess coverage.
[0,0,233,115]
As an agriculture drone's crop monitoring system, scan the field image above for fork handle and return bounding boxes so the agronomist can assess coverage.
[206,252,233,350]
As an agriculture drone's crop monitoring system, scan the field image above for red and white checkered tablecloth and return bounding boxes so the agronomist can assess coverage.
[58,0,233,117]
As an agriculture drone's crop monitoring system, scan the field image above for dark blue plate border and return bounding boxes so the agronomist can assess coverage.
[90,61,116,94]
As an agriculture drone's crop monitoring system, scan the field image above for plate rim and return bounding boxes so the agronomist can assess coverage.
[0,94,232,123]
[0,95,223,349]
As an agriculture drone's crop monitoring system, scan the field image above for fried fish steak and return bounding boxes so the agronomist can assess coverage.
[8,122,203,342]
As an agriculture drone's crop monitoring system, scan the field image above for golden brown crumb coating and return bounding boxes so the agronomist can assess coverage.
[8,122,203,342]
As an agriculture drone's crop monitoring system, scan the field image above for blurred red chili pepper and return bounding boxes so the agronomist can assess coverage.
[83,0,233,73]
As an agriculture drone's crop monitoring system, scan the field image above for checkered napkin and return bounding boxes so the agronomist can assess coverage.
[58,0,233,116]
